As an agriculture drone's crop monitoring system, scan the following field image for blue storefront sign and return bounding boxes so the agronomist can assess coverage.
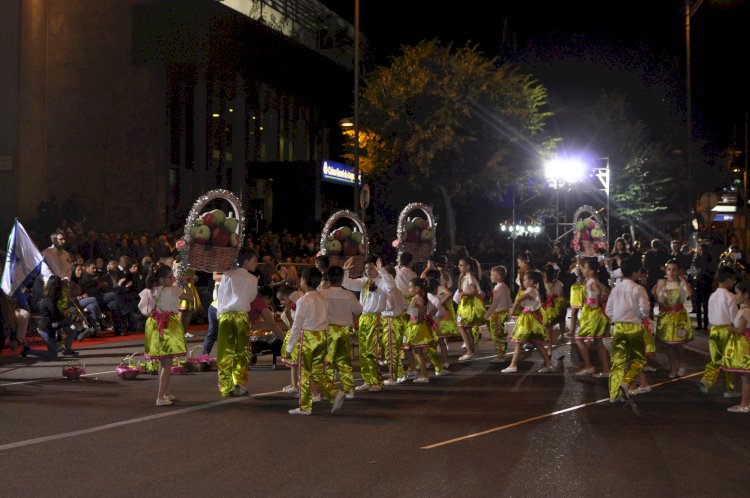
[321,160,362,186]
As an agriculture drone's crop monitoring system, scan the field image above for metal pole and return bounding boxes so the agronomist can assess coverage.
[353,0,361,216]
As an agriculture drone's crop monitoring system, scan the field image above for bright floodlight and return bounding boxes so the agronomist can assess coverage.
[545,157,587,185]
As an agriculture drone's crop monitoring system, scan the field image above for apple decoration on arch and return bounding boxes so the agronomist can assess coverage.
[570,205,608,256]
[320,210,369,259]
[397,202,436,261]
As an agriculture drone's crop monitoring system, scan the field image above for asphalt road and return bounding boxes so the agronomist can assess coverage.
[0,323,747,497]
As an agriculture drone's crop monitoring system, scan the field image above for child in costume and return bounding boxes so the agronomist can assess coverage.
[343,256,394,392]
[484,265,512,364]
[395,251,418,297]
[321,266,363,398]
[699,267,740,398]
[421,255,453,291]
[605,256,650,402]
[178,267,202,338]
[574,259,611,377]
[277,285,304,394]
[138,264,191,406]
[404,277,446,383]
[542,264,565,353]
[502,270,554,374]
[568,256,586,336]
[381,265,410,385]
[654,259,693,378]
[425,268,460,368]
[285,267,346,416]
[722,280,750,412]
[455,256,485,361]
[215,250,259,398]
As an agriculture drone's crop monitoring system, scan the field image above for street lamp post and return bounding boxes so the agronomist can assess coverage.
[353,0,361,217]
[685,0,703,224]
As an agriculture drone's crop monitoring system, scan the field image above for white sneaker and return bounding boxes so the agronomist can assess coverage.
[288,408,311,416]
[331,391,346,414]
[413,377,430,384]
[435,369,449,376]
[234,384,249,396]
[383,379,399,386]
[538,366,555,373]
[501,365,517,373]
[396,375,407,383]
[345,392,354,399]
[369,384,383,392]
[282,385,298,394]
[185,332,194,338]
[458,353,474,361]
[354,383,371,392]
[156,398,173,406]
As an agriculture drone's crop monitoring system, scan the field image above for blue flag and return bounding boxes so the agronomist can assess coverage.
[1,220,44,296]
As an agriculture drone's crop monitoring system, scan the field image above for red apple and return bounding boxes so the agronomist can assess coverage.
[201,211,215,227]
[333,229,345,241]
[343,240,358,256]
[211,227,230,247]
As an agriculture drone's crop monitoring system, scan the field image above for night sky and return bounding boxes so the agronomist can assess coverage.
[321,0,750,154]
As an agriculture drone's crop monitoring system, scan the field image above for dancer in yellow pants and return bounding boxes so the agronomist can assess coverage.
[286,267,345,415]
[700,267,738,396]
[216,250,258,398]
[606,256,650,401]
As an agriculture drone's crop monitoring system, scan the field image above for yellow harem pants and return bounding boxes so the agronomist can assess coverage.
[489,311,509,356]
[358,313,382,386]
[326,324,355,394]
[381,315,406,381]
[609,322,646,399]
[299,329,339,413]
[701,325,735,393]
[217,311,250,397]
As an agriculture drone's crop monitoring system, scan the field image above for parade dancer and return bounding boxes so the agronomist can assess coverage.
[404,278,446,383]
[699,267,740,398]
[542,265,566,353]
[606,256,650,402]
[722,280,750,413]
[321,266,363,398]
[138,264,191,406]
[215,250,259,398]
[484,265,512,364]
[277,285,304,394]
[502,270,554,373]
[286,267,346,416]
[568,256,586,337]
[456,257,485,361]
[343,257,394,392]
[381,265,409,385]
[654,259,694,378]
[425,269,460,368]
[574,260,611,377]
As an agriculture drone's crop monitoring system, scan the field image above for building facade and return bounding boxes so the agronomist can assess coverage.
[0,0,355,238]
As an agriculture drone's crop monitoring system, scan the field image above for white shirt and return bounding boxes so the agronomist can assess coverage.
[708,287,737,326]
[516,287,541,312]
[286,290,328,353]
[216,268,258,314]
[138,286,182,315]
[41,246,72,282]
[321,286,362,326]
[343,268,396,314]
[382,285,408,318]
[395,266,417,296]
[733,307,750,329]
[485,282,512,317]
[605,278,649,323]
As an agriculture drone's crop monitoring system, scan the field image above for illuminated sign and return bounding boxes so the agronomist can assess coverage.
[714,214,734,222]
[321,160,362,186]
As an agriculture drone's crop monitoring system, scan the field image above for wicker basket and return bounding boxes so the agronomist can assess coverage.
[62,360,86,380]
[571,205,607,257]
[397,202,437,263]
[182,189,245,273]
[186,345,215,372]
[116,352,145,380]
[320,210,369,278]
